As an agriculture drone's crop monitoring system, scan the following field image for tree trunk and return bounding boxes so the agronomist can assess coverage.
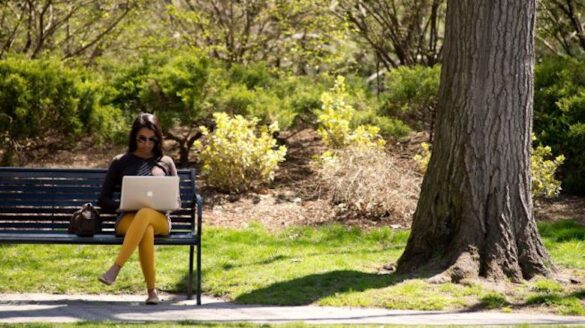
[396,0,554,282]
[178,142,189,167]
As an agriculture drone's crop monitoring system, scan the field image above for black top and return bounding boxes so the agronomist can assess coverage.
[98,153,178,213]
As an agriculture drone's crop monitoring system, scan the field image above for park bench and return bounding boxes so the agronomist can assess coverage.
[0,167,202,304]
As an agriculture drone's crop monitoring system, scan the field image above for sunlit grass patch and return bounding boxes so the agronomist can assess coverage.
[525,278,585,315]
[531,278,564,294]
[539,220,585,269]
[320,279,489,310]
[527,292,585,315]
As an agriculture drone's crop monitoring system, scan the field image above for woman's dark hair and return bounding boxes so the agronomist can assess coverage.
[128,113,164,158]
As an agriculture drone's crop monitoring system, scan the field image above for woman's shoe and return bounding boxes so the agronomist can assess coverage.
[98,274,114,286]
[145,294,160,305]
[98,265,120,286]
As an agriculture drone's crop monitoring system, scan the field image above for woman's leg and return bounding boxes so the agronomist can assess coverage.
[98,212,135,285]
[139,225,155,289]
[114,208,168,266]
[99,208,169,290]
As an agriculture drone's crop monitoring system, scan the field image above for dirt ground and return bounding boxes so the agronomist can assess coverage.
[17,128,585,230]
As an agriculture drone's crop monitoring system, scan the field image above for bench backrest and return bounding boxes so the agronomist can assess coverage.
[0,167,197,233]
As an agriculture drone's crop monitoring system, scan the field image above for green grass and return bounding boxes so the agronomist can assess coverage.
[0,220,584,315]
[539,220,585,268]
[479,292,509,309]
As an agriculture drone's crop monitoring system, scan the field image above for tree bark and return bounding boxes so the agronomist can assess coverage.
[396,0,554,282]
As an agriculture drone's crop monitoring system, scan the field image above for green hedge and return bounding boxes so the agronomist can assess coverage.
[0,57,122,164]
[534,57,585,194]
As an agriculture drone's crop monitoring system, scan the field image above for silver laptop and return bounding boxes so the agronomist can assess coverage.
[120,176,180,211]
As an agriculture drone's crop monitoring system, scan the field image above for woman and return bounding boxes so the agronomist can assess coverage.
[97,113,179,305]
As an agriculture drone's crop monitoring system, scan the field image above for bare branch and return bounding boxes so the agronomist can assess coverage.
[63,3,133,59]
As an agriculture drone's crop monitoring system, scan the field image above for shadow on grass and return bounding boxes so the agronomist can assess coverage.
[233,270,405,305]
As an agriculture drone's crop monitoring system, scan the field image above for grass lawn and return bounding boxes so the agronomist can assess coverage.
[0,220,583,315]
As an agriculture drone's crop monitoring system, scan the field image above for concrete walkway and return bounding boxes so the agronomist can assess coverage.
[1,293,584,325]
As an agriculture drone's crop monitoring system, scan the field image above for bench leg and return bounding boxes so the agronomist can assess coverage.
[188,245,194,300]
[197,242,202,305]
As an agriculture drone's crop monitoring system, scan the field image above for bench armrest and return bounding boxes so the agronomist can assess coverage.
[194,193,203,236]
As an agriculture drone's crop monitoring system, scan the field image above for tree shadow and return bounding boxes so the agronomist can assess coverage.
[233,270,409,305]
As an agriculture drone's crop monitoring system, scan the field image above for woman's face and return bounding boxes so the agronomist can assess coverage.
[135,127,158,154]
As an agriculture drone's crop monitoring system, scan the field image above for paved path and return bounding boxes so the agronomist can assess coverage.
[1,293,584,325]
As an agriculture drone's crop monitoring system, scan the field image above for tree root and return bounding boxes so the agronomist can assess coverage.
[427,250,480,284]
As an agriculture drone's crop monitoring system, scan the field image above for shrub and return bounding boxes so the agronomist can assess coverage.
[353,110,411,139]
[109,51,221,165]
[413,138,565,199]
[76,76,126,144]
[534,56,585,194]
[215,83,297,130]
[314,76,410,221]
[381,65,440,132]
[532,143,565,198]
[195,112,287,193]
[316,147,421,221]
[317,76,385,150]
[413,142,431,174]
[108,54,169,115]
[0,57,120,164]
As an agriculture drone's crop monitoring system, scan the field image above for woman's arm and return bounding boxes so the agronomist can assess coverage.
[167,156,178,177]
[165,156,181,209]
[98,156,122,213]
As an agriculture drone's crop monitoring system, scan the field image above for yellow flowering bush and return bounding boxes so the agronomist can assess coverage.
[413,142,431,174]
[314,77,406,221]
[317,76,385,150]
[195,112,287,193]
[532,144,565,198]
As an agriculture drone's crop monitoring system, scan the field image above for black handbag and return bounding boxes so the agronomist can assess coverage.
[68,203,101,237]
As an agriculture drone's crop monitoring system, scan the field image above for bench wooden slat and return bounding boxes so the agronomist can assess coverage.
[0,207,194,217]
[0,192,195,201]
[0,213,192,221]
[0,193,100,200]
[0,232,199,245]
[0,180,194,189]
[0,170,192,177]
[0,223,195,231]
[0,200,195,208]
[0,185,195,194]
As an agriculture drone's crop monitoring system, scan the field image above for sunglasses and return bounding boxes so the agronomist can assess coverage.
[137,135,158,144]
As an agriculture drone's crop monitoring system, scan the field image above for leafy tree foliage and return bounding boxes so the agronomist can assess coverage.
[0,1,145,61]
[537,0,585,58]
[333,0,445,70]
[163,0,352,74]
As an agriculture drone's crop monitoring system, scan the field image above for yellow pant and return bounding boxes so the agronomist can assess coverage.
[115,208,170,289]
